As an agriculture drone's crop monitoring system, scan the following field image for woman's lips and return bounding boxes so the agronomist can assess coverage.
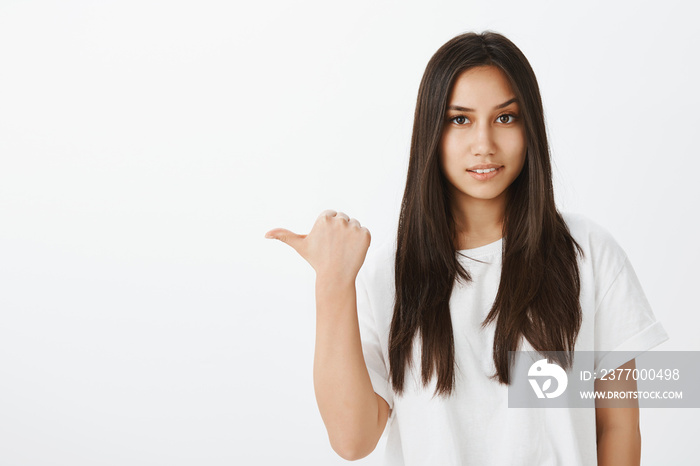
[467,166,504,181]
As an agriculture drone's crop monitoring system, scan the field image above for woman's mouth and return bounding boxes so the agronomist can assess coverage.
[467,166,504,181]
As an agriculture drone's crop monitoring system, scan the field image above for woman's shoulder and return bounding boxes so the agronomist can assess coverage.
[560,210,614,238]
[357,238,396,292]
[559,210,629,275]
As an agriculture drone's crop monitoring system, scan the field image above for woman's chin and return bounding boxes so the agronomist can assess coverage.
[461,189,508,202]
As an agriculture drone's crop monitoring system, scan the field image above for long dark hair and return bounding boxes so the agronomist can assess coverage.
[390,30,584,398]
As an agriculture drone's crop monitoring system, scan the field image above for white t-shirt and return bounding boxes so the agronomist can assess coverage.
[356,211,669,465]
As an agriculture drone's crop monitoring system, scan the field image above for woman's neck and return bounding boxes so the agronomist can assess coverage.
[451,194,506,249]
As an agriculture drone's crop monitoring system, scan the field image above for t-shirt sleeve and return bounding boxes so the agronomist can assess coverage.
[593,251,670,372]
[356,265,395,413]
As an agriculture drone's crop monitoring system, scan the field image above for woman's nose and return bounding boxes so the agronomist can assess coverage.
[470,123,495,156]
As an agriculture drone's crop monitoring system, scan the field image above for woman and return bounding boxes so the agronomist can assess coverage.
[265,31,668,465]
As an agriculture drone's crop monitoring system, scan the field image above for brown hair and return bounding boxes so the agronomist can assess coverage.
[390,30,584,397]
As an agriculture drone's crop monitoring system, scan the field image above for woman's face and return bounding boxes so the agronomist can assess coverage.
[439,65,527,205]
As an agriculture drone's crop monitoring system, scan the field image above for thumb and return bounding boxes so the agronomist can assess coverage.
[265,228,307,252]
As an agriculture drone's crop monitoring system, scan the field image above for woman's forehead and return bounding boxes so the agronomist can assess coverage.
[447,66,517,109]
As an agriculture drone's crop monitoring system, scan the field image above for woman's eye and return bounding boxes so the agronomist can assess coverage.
[498,114,516,124]
[449,114,516,125]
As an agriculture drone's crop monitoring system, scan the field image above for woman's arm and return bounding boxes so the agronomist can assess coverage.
[266,211,385,460]
[595,358,641,466]
[313,277,387,460]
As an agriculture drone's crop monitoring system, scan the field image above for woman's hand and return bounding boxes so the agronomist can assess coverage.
[265,210,371,283]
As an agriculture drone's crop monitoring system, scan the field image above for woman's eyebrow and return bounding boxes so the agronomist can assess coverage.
[447,97,518,112]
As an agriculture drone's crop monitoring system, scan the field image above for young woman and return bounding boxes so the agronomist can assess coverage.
[265,31,668,465]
